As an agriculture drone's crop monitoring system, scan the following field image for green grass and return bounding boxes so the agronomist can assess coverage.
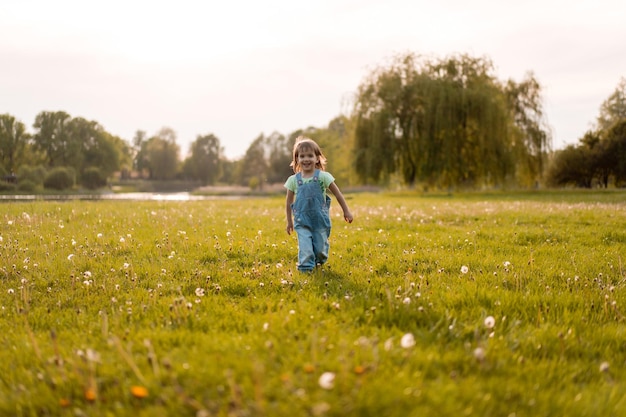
[1,191,625,416]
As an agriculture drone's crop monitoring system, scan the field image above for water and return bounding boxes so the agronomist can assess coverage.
[0,192,246,202]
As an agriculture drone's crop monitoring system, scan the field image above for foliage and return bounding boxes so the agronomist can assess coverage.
[547,75,626,188]
[238,134,270,188]
[136,128,181,180]
[545,144,594,187]
[183,133,223,185]
[43,166,75,190]
[16,179,39,192]
[81,167,108,190]
[0,193,625,416]
[596,76,626,132]
[17,164,46,188]
[352,53,551,188]
[32,110,75,167]
[0,113,29,173]
[0,181,16,192]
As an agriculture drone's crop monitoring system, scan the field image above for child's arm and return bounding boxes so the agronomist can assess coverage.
[285,189,295,234]
[328,182,353,223]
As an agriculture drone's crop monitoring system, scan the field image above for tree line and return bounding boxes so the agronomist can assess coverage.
[1,52,624,192]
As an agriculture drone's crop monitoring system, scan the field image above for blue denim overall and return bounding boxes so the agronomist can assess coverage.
[292,170,331,272]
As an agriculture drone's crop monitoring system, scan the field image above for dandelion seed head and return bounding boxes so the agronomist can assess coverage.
[484,316,496,329]
[473,347,486,361]
[403,297,411,305]
[461,265,469,274]
[400,333,416,348]
[195,288,205,297]
[97,233,102,238]
[600,362,610,373]
[8,288,14,294]
[318,372,335,389]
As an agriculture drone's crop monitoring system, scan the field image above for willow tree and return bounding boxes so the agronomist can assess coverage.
[352,53,551,188]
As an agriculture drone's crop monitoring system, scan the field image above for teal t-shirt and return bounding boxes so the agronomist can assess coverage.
[284,171,335,200]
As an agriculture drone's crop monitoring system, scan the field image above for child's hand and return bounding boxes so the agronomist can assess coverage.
[286,223,294,235]
[344,211,353,223]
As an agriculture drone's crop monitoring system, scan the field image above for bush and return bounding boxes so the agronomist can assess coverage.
[18,165,46,187]
[17,179,40,193]
[43,167,75,190]
[0,181,16,192]
[81,167,107,190]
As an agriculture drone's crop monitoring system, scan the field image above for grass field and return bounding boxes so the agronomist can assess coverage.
[1,191,625,416]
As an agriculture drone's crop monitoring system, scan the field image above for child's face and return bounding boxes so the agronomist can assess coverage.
[297,148,319,174]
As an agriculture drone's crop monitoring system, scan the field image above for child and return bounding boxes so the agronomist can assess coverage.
[285,137,353,272]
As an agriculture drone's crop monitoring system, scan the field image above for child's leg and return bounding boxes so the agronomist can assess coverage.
[311,228,331,266]
[295,227,315,271]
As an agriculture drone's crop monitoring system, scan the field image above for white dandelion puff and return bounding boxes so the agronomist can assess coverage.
[599,362,610,373]
[484,316,496,329]
[195,288,205,297]
[460,265,469,274]
[473,347,486,361]
[400,333,416,348]
[318,372,335,390]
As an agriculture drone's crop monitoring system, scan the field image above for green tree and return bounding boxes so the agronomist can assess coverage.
[352,53,551,188]
[545,144,594,188]
[238,135,268,189]
[0,114,29,173]
[266,132,293,184]
[32,111,77,168]
[144,128,180,180]
[185,134,223,185]
[308,116,354,187]
[596,77,626,132]
[603,120,626,185]
[505,74,552,186]
[66,117,120,180]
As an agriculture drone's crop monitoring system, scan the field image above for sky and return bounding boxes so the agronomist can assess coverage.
[1,0,625,160]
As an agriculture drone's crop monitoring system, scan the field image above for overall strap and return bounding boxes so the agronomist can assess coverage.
[296,172,303,186]
[313,169,320,182]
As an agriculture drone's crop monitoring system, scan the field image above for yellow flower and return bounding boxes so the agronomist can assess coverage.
[84,388,97,402]
[131,385,149,399]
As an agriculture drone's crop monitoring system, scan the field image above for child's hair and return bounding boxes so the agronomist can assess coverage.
[290,136,327,172]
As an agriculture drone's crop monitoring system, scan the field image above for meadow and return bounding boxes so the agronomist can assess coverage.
[1,191,625,416]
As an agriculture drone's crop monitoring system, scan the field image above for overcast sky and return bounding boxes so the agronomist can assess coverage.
[1,0,625,159]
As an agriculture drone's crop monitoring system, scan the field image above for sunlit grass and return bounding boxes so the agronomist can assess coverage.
[1,192,625,416]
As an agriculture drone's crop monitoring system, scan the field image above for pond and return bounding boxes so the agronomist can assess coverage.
[0,192,248,202]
